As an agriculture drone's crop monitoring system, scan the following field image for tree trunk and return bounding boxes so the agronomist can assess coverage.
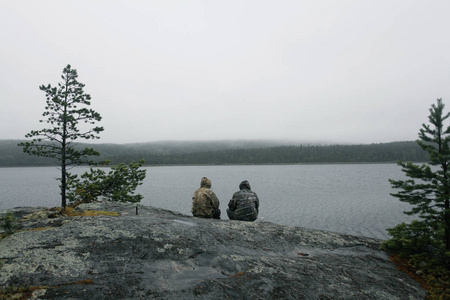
[61,162,66,211]
[61,77,69,211]
[61,133,67,211]
[445,198,450,251]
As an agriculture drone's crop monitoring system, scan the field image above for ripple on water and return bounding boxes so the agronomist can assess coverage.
[0,164,416,239]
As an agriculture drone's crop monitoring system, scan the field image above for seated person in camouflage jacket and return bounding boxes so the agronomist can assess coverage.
[227,180,259,221]
[191,177,221,219]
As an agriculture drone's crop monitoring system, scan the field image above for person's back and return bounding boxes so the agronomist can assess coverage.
[191,177,221,219]
[227,180,259,221]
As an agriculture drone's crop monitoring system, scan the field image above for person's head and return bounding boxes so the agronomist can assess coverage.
[239,180,251,190]
[200,177,212,188]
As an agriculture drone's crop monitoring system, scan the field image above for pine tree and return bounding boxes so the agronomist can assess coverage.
[19,65,104,210]
[389,98,450,252]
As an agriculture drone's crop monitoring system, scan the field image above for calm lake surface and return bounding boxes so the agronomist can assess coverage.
[0,164,415,240]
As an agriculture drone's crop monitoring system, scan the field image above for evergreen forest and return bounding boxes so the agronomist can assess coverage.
[0,140,427,167]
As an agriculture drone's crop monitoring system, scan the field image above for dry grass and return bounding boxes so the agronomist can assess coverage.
[64,207,119,217]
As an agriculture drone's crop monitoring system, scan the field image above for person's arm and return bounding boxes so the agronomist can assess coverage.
[228,192,239,210]
[208,191,220,210]
[228,198,237,211]
[254,193,259,211]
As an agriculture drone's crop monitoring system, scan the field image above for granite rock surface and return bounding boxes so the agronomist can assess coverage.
[0,202,425,299]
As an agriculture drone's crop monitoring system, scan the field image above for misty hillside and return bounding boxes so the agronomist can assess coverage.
[115,140,295,152]
[1,139,427,167]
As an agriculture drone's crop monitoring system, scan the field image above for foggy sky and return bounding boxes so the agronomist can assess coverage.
[1,1,450,144]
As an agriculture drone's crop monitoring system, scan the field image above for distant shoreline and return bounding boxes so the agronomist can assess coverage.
[0,161,425,169]
[1,139,427,167]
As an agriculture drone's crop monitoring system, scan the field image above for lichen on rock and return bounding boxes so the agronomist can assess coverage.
[0,202,426,299]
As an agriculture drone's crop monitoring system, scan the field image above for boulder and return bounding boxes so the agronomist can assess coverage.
[0,202,425,299]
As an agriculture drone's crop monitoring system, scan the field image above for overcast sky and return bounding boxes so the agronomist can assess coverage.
[1,1,450,145]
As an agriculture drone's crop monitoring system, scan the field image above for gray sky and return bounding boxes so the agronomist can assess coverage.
[1,1,450,144]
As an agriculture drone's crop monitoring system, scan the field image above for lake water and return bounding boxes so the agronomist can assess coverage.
[0,164,415,240]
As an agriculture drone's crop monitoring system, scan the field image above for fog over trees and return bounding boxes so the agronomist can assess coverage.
[1,140,427,167]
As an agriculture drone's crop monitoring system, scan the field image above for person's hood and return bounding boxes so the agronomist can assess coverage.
[200,177,212,188]
[239,180,251,190]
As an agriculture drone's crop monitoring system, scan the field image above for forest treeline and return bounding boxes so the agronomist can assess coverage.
[0,140,428,167]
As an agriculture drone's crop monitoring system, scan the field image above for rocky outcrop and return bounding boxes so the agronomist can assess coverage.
[0,202,425,299]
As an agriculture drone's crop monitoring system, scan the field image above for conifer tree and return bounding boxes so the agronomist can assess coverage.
[389,98,450,251]
[19,65,104,210]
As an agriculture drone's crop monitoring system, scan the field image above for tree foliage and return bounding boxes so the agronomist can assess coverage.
[19,65,104,210]
[387,98,450,253]
[67,160,147,208]
[383,221,443,255]
[5,140,426,167]
[0,212,18,235]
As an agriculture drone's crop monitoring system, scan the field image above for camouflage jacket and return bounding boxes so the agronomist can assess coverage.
[227,189,259,221]
[191,186,220,218]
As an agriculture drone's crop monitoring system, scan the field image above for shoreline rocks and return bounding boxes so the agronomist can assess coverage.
[0,202,425,299]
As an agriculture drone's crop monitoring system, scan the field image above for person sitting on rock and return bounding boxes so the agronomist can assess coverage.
[191,177,221,219]
[227,180,259,221]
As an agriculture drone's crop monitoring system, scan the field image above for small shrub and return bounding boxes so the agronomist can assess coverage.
[382,220,444,256]
[67,160,146,208]
[0,212,18,234]
[390,253,450,299]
